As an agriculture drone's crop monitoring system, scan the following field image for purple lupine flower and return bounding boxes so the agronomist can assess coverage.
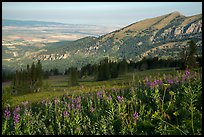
[15,106,20,113]
[108,95,112,100]
[76,96,81,103]
[90,107,95,113]
[63,110,69,118]
[148,82,156,88]
[97,91,102,98]
[54,98,59,104]
[133,112,139,123]
[117,96,124,103]
[156,80,163,86]
[167,79,173,84]
[146,81,151,87]
[13,113,20,126]
[71,103,75,109]
[76,103,81,111]
[185,69,190,76]
[71,98,75,104]
[4,109,11,119]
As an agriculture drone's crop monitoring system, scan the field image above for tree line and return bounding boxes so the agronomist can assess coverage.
[12,60,43,94]
[3,40,201,94]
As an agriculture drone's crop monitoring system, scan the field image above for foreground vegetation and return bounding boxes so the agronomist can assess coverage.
[2,68,202,135]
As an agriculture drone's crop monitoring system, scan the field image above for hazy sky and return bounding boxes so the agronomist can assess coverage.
[2,2,202,27]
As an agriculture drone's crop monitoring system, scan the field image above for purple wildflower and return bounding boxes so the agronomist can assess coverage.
[76,103,81,111]
[15,106,20,113]
[97,91,102,98]
[146,81,151,87]
[63,111,69,118]
[133,112,139,123]
[13,113,20,126]
[108,95,112,100]
[167,79,173,84]
[71,103,75,109]
[71,98,75,104]
[156,80,163,86]
[4,109,11,119]
[76,96,81,103]
[185,69,190,76]
[54,98,59,104]
[117,96,124,103]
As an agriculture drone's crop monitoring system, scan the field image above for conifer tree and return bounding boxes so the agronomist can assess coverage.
[69,67,79,86]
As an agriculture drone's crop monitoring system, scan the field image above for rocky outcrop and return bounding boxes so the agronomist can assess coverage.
[33,52,70,61]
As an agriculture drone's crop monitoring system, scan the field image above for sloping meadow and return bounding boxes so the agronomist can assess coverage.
[2,69,202,135]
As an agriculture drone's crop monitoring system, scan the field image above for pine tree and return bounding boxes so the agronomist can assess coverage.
[187,40,198,68]
[30,62,36,91]
[36,60,43,87]
[69,67,79,86]
[179,40,198,69]
[119,59,128,75]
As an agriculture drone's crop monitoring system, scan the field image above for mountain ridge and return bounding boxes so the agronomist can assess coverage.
[2,12,202,72]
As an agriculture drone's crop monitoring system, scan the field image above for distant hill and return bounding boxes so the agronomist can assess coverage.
[2,19,67,26]
[2,12,202,72]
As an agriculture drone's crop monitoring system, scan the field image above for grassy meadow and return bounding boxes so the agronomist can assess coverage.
[2,67,202,135]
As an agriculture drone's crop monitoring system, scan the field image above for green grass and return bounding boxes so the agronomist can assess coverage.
[3,68,179,108]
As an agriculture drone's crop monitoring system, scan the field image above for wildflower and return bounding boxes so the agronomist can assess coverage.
[71,103,75,109]
[185,69,190,76]
[54,98,59,104]
[76,96,81,103]
[97,91,102,98]
[13,113,20,126]
[133,112,139,123]
[117,96,124,103]
[146,81,151,87]
[156,79,163,86]
[14,106,20,113]
[4,109,11,119]
[76,103,81,111]
[167,79,173,84]
[108,95,112,100]
[63,111,69,118]
[71,98,75,104]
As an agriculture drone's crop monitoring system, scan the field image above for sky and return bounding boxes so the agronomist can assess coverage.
[2,2,202,27]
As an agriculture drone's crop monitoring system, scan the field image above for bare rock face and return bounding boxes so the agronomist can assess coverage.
[185,21,202,34]
[174,26,184,35]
